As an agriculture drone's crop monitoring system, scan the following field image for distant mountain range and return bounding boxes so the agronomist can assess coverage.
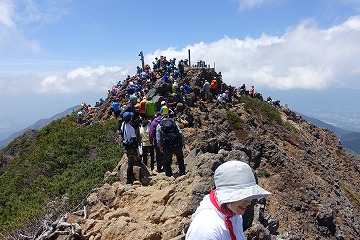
[296,112,360,156]
[0,106,79,149]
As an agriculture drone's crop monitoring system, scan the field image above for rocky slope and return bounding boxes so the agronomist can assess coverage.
[8,67,360,239]
[64,104,359,240]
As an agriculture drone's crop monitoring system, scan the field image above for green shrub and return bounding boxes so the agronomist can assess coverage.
[240,96,298,133]
[283,121,299,133]
[263,169,271,178]
[241,96,282,124]
[0,117,123,233]
[226,110,243,130]
[343,186,360,207]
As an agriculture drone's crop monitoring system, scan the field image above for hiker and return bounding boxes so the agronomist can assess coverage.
[239,83,246,95]
[136,66,142,76]
[140,119,155,171]
[161,75,170,83]
[145,97,156,120]
[178,60,185,79]
[159,101,168,116]
[121,95,140,125]
[183,82,191,93]
[186,161,271,239]
[210,78,217,97]
[121,95,141,142]
[212,93,229,109]
[249,85,255,98]
[166,63,174,74]
[172,80,179,93]
[149,112,164,173]
[126,85,135,95]
[161,56,167,69]
[156,113,185,177]
[138,74,144,84]
[77,110,84,125]
[138,96,148,119]
[87,104,93,113]
[221,82,228,93]
[155,57,160,69]
[203,80,211,101]
[232,87,239,101]
[120,112,139,185]
[112,98,121,118]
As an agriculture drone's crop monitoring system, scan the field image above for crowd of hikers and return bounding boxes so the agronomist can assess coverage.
[70,54,281,238]
[74,99,105,126]
[73,54,282,184]
[119,93,186,184]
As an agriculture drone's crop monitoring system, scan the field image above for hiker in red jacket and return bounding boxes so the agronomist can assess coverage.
[138,96,148,119]
[249,85,255,98]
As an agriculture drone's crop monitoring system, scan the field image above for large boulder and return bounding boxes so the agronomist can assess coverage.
[116,155,151,186]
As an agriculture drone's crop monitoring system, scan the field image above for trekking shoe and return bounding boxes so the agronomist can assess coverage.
[133,180,141,185]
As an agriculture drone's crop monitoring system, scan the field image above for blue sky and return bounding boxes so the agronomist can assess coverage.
[1,0,360,139]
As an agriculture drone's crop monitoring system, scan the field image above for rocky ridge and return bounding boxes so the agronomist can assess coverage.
[14,67,360,239]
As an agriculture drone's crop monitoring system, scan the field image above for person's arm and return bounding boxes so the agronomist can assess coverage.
[177,124,184,147]
[129,126,138,148]
[149,123,154,145]
[186,214,225,240]
[156,124,163,152]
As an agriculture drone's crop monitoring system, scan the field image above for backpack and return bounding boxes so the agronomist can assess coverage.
[159,118,183,149]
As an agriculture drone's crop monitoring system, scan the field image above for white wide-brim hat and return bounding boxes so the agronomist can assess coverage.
[214,160,271,205]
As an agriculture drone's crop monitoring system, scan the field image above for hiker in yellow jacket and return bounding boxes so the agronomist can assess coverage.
[159,101,168,116]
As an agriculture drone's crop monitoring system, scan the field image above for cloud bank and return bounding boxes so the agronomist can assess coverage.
[148,16,360,91]
[0,15,360,100]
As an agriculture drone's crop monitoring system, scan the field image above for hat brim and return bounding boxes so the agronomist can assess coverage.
[123,112,134,121]
[216,183,271,205]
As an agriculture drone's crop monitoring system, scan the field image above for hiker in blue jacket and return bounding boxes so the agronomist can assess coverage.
[112,98,121,118]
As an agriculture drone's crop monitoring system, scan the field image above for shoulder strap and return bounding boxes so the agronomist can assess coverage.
[121,123,128,143]
[209,190,236,240]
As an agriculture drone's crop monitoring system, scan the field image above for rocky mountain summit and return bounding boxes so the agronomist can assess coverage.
[4,67,360,240]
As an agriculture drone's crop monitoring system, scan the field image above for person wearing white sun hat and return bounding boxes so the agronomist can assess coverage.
[186,160,271,240]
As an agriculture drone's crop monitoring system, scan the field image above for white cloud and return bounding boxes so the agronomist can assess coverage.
[0,0,15,27]
[238,0,279,11]
[1,14,360,100]
[0,65,126,96]
[16,0,70,27]
[34,65,124,94]
[67,66,121,79]
[149,16,360,91]
[0,0,69,52]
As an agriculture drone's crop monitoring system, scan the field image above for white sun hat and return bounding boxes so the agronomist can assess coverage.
[214,160,271,205]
